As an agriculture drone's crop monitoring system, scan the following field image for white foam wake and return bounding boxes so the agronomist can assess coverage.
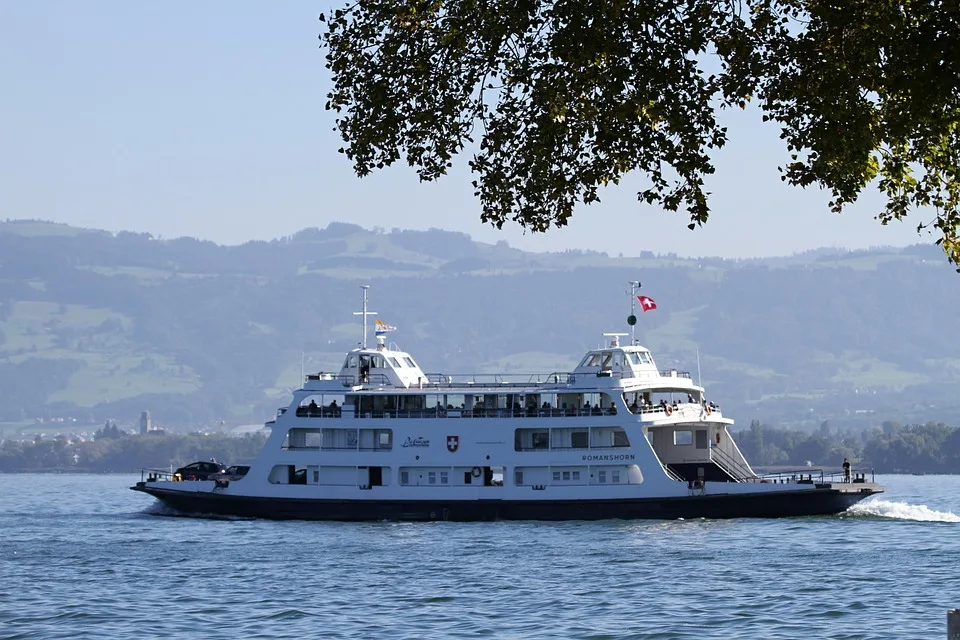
[847,499,960,523]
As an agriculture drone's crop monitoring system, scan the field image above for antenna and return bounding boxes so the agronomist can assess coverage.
[352,285,377,349]
[627,281,641,344]
[300,351,304,385]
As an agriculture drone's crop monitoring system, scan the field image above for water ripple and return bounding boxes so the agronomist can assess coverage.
[1,474,958,639]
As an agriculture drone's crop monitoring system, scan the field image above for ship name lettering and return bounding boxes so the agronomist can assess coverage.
[401,437,431,448]
[581,454,635,461]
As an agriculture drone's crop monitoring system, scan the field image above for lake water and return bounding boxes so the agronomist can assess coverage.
[1,474,958,639]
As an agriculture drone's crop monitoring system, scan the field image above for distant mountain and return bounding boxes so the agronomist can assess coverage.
[1,218,958,436]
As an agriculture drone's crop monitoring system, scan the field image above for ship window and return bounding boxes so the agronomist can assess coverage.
[403,357,417,368]
[674,430,693,446]
[428,471,437,485]
[572,471,580,481]
[515,470,523,485]
[695,430,708,449]
[600,351,613,368]
[571,431,588,449]
[562,471,570,481]
[345,355,357,368]
[532,432,549,449]
[552,471,561,481]
[464,471,472,484]
[612,470,620,484]
[440,471,449,485]
[599,470,607,483]
[389,357,402,367]
[629,353,642,365]
[581,353,600,367]
[400,471,409,484]
[612,429,630,447]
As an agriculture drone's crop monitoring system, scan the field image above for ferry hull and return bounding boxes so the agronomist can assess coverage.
[133,483,880,521]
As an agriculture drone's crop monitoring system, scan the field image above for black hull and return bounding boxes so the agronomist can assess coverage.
[133,484,880,521]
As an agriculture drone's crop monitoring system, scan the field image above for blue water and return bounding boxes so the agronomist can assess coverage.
[0,474,958,639]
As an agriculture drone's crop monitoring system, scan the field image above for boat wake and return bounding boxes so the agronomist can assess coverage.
[847,499,960,523]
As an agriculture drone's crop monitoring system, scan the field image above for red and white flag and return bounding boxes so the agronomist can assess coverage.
[637,295,657,312]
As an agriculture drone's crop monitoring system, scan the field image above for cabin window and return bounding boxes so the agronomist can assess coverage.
[379,431,392,447]
[612,429,630,447]
[464,471,472,484]
[389,357,401,367]
[674,430,693,446]
[562,471,570,481]
[571,431,588,449]
[515,470,523,485]
[552,471,561,481]
[403,357,417,368]
[612,470,621,484]
[582,353,600,367]
[400,471,409,485]
[695,430,708,449]
[428,471,437,485]
[600,351,613,368]
[345,355,358,368]
[532,432,549,450]
[440,471,449,485]
[599,470,607,483]
[572,471,580,481]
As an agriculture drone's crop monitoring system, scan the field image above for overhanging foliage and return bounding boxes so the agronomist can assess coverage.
[321,0,960,265]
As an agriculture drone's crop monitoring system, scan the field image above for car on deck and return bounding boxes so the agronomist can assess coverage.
[173,460,227,481]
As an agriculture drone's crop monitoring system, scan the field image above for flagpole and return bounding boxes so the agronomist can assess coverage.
[696,347,702,388]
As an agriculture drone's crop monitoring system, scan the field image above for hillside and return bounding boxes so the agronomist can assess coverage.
[1,219,959,436]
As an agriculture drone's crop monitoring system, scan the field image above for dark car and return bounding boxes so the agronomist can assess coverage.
[173,460,227,481]
[223,465,250,480]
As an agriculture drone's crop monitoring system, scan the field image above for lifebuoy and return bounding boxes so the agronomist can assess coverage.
[705,404,712,415]
[664,404,673,416]
[471,466,482,478]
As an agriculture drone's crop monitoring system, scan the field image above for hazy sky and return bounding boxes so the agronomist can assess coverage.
[1,2,936,258]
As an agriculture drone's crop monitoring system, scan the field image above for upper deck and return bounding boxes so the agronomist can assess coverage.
[303,333,697,396]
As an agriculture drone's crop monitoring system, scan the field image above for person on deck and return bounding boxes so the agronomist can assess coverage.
[842,457,851,483]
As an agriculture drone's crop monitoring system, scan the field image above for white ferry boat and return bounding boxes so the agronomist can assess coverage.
[133,288,883,520]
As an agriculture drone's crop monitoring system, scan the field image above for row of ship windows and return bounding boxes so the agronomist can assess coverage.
[399,470,620,484]
[281,427,633,451]
[266,464,640,487]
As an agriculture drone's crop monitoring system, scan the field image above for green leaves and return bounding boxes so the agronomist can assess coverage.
[321,0,960,266]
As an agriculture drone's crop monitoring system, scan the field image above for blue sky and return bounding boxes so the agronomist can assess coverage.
[0,1,933,258]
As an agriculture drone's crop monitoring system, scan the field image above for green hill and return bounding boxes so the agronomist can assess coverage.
[1,219,958,436]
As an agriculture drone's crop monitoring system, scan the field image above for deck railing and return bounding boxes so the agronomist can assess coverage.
[306,369,695,389]
[292,406,621,420]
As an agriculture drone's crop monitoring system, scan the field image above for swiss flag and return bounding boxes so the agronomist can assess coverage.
[637,295,657,312]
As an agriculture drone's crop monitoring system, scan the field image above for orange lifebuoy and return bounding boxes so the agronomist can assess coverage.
[664,404,673,416]
[705,404,712,415]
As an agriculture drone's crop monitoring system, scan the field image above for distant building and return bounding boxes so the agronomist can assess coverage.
[139,411,152,435]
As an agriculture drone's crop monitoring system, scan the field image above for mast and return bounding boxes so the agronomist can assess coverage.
[353,285,377,349]
[628,280,641,345]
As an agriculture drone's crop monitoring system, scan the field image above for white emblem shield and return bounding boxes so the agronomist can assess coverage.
[446,435,459,453]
